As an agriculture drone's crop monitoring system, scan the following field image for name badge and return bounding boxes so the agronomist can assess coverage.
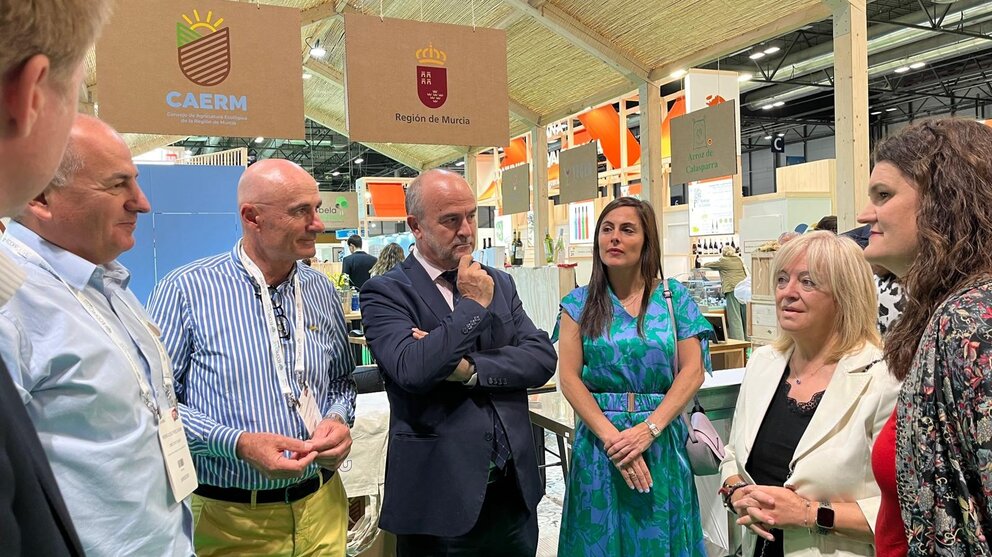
[297,386,321,436]
[158,408,198,501]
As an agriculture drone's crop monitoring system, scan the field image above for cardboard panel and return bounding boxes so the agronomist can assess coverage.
[97,0,304,138]
[501,164,530,215]
[670,101,739,185]
[558,141,599,204]
[344,14,509,146]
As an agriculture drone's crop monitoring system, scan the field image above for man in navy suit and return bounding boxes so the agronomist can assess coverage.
[361,169,556,556]
[0,1,112,554]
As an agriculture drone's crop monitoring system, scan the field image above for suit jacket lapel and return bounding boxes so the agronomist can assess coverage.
[790,347,877,465]
[402,255,452,322]
[743,348,792,455]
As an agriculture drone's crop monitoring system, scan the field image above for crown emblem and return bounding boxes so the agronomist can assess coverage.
[416,43,446,67]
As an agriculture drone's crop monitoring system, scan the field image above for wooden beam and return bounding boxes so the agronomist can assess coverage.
[828,0,869,231]
[508,99,541,126]
[539,81,636,126]
[301,1,336,26]
[531,126,549,264]
[307,107,426,171]
[502,0,651,84]
[638,82,665,227]
[648,5,831,81]
[421,146,489,171]
[304,59,344,84]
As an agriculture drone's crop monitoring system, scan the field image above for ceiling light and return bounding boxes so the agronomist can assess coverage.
[773,101,785,107]
[763,135,772,140]
[331,171,341,176]
[894,66,910,73]
[763,46,781,55]
[761,104,774,110]
[354,157,364,164]
[777,133,785,137]
[455,161,465,167]
[302,72,312,80]
[749,52,766,60]
[886,107,898,112]
[670,69,687,78]
[254,136,264,144]
[910,61,926,69]
[870,111,882,115]
[309,40,326,58]
[738,73,753,82]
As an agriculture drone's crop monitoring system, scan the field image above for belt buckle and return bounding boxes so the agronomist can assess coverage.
[626,392,635,413]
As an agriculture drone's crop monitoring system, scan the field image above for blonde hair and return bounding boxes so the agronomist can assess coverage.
[0,0,113,86]
[770,231,880,360]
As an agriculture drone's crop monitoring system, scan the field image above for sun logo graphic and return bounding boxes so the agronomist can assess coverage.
[176,10,231,87]
[416,43,447,109]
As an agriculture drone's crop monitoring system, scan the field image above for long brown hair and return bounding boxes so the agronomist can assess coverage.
[580,197,662,338]
[876,119,992,379]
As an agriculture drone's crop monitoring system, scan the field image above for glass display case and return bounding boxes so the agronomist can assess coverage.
[683,279,725,312]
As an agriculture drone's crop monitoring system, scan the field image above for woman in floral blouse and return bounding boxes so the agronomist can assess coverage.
[857,118,992,556]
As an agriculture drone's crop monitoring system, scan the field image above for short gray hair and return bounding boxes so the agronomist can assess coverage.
[47,138,84,191]
[405,174,427,219]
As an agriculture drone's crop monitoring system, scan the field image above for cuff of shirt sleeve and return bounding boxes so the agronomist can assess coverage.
[207,423,244,460]
[326,404,353,427]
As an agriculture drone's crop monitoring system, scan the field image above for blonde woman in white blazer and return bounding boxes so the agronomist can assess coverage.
[719,232,900,557]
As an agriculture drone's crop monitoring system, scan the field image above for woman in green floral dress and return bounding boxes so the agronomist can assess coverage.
[557,197,713,556]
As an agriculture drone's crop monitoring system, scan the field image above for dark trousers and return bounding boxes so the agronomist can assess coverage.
[396,467,537,557]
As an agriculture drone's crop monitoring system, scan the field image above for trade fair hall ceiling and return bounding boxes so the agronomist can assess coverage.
[81,0,992,186]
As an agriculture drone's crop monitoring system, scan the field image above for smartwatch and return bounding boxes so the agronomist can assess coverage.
[815,501,835,535]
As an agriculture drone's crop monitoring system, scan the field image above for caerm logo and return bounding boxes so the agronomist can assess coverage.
[416,43,447,109]
[177,9,231,87]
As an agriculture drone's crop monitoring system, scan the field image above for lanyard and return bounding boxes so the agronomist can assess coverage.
[1,233,174,419]
[236,241,306,408]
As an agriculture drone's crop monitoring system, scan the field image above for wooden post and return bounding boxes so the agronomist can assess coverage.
[828,0,869,231]
[531,126,549,265]
[638,81,666,261]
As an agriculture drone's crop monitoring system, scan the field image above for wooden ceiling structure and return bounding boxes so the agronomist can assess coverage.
[81,0,832,169]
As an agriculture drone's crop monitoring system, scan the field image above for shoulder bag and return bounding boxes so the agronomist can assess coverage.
[664,285,725,476]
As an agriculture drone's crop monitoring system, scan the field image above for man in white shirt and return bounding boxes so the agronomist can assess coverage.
[0,115,195,556]
[0,2,112,555]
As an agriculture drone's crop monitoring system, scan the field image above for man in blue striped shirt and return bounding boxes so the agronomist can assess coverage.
[148,159,357,556]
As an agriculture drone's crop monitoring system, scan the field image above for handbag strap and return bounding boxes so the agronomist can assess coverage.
[663,281,702,438]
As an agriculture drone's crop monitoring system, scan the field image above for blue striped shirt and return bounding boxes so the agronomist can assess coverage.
[147,244,356,490]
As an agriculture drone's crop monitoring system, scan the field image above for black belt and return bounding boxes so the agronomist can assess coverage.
[195,468,335,504]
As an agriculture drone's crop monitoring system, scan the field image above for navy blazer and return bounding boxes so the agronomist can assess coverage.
[361,255,557,537]
[0,360,83,556]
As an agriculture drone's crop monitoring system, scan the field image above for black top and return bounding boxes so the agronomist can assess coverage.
[746,365,825,557]
[342,250,377,289]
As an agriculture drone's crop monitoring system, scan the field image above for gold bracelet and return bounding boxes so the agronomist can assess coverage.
[803,500,812,533]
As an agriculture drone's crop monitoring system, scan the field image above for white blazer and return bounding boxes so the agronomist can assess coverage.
[720,343,900,557]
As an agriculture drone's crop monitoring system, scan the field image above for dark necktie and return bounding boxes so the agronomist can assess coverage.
[440,270,511,468]
[440,270,461,305]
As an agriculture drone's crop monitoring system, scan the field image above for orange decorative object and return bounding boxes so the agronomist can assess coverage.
[661,96,686,160]
[577,105,640,168]
[500,137,528,168]
[367,182,407,218]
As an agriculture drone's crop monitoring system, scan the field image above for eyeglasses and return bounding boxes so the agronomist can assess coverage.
[256,286,291,340]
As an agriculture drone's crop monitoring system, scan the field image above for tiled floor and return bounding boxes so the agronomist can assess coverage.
[536,433,566,557]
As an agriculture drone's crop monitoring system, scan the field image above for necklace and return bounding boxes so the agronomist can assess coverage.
[790,359,830,385]
[619,288,643,307]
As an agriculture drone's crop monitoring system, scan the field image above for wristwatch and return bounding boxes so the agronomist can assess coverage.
[644,419,662,438]
[815,501,835,535]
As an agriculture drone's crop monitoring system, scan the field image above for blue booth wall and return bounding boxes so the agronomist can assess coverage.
[118,164,244,304]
